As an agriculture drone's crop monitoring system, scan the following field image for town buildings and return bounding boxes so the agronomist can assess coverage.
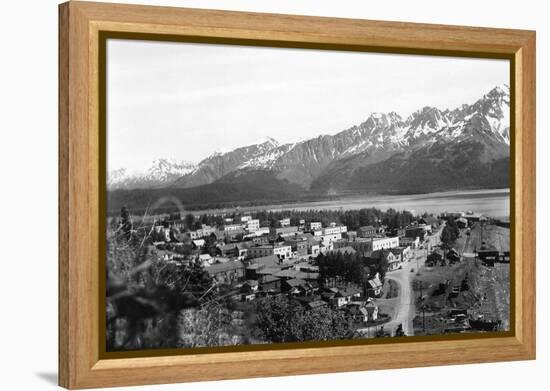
[270,226,298,238]
[248,243,292,260]
[285,237,309,257]
[370,236,400,251]
[358,225,377,238]
[246,219,260,232]
[399,236,420,249]
[323,225,348,235]
[308,221,322,231]
[405,226,426,241]
[279,218,291,227]
[207,261,245,284]
[144,211,442,333]
[223,223,243,232]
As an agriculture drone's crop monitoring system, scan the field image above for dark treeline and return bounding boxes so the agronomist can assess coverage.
[440,217,460,249]
[316,251,369,286]
[254,295,352,343]
[166,207,418,232]
[316,251,387,290]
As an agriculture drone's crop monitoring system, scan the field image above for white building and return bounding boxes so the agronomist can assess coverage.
[320,233,342,248]
[255,227,270,236]
[273,245,292,259]
[189,225,216,239]
[399,236,419,249]
[323,225,347,235]
[309,243,320,257]
[198,254,214,267]
[246,219,260,232]
[308,222,322,231]
[279,218,291,227]
[192,239,205,248]
[371,236,400,251]
[248,243,292,260]
[223,223,243,232]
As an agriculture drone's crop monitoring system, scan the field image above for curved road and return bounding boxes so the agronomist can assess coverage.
[378,225,444,336]
[382,261,416,336]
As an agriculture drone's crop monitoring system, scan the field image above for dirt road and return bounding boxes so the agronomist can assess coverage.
[359,225,445,337]
[382,263,415,336]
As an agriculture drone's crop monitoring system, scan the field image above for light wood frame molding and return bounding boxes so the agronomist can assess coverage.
[59,1,536,389]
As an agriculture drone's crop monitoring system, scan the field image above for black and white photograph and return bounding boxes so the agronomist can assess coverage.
[105,39,511,352]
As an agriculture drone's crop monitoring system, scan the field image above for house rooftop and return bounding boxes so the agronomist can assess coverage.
[359,225,376,231]
[285,278,307,288]
[261,275,280,284]
[274,270,319,280]
[295,262,319,271]
[421,216,439,224]
[338,287,361,297]
[250,254,280,267]
[464,212,486,219]
[368,277,383,289]
[256,267,283,275]
[207,260,245,274]
[218,244,238,251]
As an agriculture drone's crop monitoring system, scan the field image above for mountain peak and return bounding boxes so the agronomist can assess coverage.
[363,112,399,130]
[406,106,448,136]
[108,158,196,190]
[259,136,280,148]
[109,85,510,191]
[369,112,385,120]
[486,84,510,98]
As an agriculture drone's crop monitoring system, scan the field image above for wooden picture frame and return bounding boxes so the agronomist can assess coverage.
[59,1,536,389]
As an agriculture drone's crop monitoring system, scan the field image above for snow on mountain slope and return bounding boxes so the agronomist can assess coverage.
[108,85,509,191]
[170,138,282,189]
[108,159,196,190]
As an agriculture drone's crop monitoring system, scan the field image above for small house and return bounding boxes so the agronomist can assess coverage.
[365,302,379,321]
[282,278,313,295]
[346,304,370,323]
[367,275,383,297]
[260,275,281,292]
[358,226,377,238]
[206,260,245,285]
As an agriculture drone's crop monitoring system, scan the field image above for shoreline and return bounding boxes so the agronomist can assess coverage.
[117,188,510,220]
[184,188,509,216]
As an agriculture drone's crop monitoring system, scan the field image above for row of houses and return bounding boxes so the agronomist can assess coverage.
[157,213,434,277]
[151,216,436,330]
[239,277,381,323]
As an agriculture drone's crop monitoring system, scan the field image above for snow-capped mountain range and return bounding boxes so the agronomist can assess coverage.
[108,85,510,193]
[108,158,196,190]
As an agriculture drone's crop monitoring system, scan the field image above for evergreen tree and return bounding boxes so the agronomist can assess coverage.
[119,205,133,240]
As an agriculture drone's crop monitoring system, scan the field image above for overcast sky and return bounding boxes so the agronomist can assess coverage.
[107,39,509,173]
